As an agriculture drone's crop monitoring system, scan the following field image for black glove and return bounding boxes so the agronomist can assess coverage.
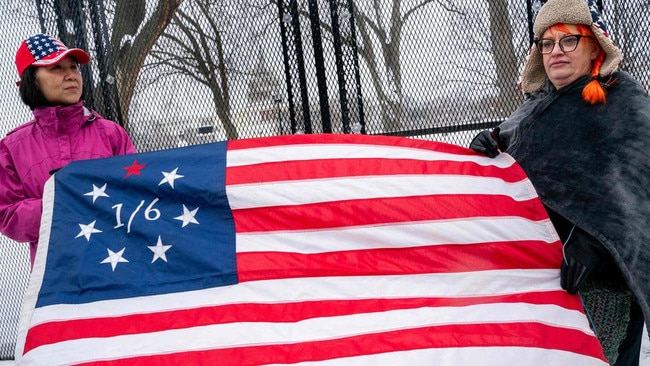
[469,127,502,158]
[560,227,611,294]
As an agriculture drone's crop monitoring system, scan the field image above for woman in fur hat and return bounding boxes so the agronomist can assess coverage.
[470,0,650,364]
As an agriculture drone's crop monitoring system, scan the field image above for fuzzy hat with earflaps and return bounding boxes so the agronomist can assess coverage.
[519,0,622,93]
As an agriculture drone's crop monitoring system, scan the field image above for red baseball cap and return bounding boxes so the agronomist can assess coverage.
[15,33,90,79]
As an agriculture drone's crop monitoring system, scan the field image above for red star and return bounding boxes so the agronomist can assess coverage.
[123,160,147,178]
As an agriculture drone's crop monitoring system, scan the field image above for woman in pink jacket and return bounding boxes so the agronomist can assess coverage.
[0,34,137,267]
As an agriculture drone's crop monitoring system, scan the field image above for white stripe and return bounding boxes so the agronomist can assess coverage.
[28,269,560,325]
[14,177,55,359]
[268,347,608,366]
[227,175,536,209]
[236,217,559,253]
[226,143,516,168]
[21,303,594,365]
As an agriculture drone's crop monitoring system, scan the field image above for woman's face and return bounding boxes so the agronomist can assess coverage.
[541,25,599,89]
[35,56,83,106]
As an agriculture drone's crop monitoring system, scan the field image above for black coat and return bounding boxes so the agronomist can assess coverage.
[498,71,650,333]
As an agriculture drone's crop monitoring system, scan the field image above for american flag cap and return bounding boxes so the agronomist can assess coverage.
[15,33,90,79]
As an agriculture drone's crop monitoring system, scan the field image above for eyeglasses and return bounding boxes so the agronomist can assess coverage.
[535,35,592,54]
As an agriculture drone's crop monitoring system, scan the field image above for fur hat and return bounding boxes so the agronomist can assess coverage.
[15,33,90,79]
[519,0,622,93]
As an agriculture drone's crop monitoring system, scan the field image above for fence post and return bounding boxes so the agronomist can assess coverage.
[282,0,313,134]
[277,1,298,134]
[527,0,543,46]
[328,0,348,133]
[88,0,125,127]
[306,0,332,133]
[71,1,97,114]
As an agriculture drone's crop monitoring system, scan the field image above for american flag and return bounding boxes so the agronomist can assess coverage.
[15,134,606,365]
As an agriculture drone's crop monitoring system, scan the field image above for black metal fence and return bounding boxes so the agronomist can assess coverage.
[1,0,649,360]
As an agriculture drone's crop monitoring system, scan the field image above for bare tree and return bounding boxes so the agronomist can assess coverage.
[32,0,182,128]
[147,0,238,139]
[438,0,526,118]
[111,0,184,125]
[485,0,523,113]
[349,0,468,131]
[293,1,470,131]
[308,0,528,129]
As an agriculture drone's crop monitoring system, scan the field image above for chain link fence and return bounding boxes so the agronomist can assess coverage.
[1,0,649,361]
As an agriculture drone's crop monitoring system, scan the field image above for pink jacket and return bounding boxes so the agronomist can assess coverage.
[0,101,136,265]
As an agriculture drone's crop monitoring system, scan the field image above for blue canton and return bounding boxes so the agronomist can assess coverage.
[36,142,237,307]
[25,34,63,61]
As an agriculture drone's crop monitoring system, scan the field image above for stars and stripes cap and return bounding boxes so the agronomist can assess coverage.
[15,33,90,79]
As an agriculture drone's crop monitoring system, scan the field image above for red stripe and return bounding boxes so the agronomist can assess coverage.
[237,241,562,282]
[232,195,547,232]
[23,291,580,355]
[75,322,605,365]
[226,134,479,156]
[226,158,526,185]
[24,136,593,364]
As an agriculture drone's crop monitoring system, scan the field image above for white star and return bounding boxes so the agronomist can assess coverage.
[84,183,109,203]
[174,204,199,227]
[101,247,129,271]
[148,235,172,263]
[75,220,102,241]
[159,168,184,188]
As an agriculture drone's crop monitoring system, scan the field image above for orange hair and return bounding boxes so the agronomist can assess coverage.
[547,24,607,104]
